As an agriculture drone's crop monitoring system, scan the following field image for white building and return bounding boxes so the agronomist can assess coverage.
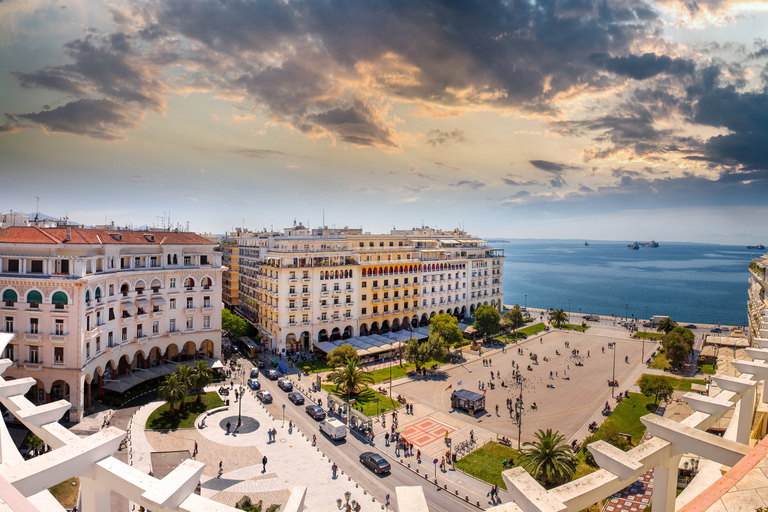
[0,226,224,421]
[232,224,504,355]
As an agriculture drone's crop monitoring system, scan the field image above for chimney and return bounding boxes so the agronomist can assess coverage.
[66,227,71,242]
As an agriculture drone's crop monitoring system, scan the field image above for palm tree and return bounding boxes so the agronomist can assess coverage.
[520,429,577,487]
[549,309,568,328]
[327,356,374,405]
[190,360,214,402]
[657,317,678,334]
[175,365,193,410]
[158,375,187,417]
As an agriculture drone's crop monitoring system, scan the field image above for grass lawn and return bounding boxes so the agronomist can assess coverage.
[697,363,716,375]
[366,358,444,384]
[495,322,547,342]
[322,385,402,417]
[649,350,671,370]
[561,323,589,332]
[49,478,79,509]
[455,442,521,490]
[302,359,334,374]
[146,392,224,430]
[641,375,709,393]
[599,392,658,444]
[634,331,664,340]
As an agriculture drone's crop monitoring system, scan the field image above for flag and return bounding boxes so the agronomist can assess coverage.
[483,388,487,396]
[445,384,453,391]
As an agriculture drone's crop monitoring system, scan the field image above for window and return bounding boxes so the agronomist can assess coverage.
[86,342,90,358]
[28,345,39,363]
[289,315,295,324]
[169,319,176,332]
[203,316,210,328]
[362,307,367,315]
[302,285,308,293]
[289,286,295,294]
[302,314,308,323]
[321,284,327,292]
[359,242,364,247]
[373,306,378,313]
[169,298,176,310]
[7,259,19,273]
[373,280,378,287]
[384,305,389,312]
[186,297,193,309]
[186,317,193,330]
[289,300,295,308]
[29,318,38,334]
[289,271,296,279]
[200,255,208,265]
[321,312,327,320]
[53,259,69,274]
[184,256,192,266]
[54,346,64,364]
[204,296,211,307]
[379,242,384,247]
[55,319,64,335]
[303,271,308,278]
[4,316,14,333]
[122,327,128,341]
[302,299,308,307]
[29,260,43,273]
[384,292,389,299]
[4,344,14,361]
[152,321,159,334]
[109,284,114,296]
[389,241,393,247]
[404,301,409,308]
[362,282,367,288]
[95,336,100,352]
[333,284,340,291]
[369,242,374,247]
[170,278,176,288]
[108,331,113,347]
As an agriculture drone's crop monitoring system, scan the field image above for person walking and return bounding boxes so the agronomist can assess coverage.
[193,441,198,458]
[385,432,390,446]
[218,461,223,478]
[226,421,231,434]
[262,455,268,472]
[332,463,338,478]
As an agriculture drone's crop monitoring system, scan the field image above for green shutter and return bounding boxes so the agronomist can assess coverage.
[52,291,68,305]
[27,290,43,303]
[95,288,102,299]
[85,290,90,302]
[2,289,17,302]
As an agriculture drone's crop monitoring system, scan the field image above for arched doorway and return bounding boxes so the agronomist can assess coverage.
[181,341,196,360]
[200,339,214,358]
[25,379,46,405]
[164,343,179,362]
[331,328,341,341]
[318,329,328,343]
[420,314,428,327]
[50,380,70,401]
[370,322,380,335]
[359,324,369,337]
[133,350,147,370]
[148,347,162,366]
[381,320,390,334]
[300,331,311,350]
[286,333,298,352]
[343,326,353,339]
[118,355,131,376]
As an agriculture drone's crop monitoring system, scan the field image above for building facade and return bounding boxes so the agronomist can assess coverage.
[748,253,768,343]
[221,235,240,308]
[234,224,504,354]
[0,226,224,421]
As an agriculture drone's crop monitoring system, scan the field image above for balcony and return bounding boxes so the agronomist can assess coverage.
[372,286,381,291]
[321,304,330,310]
[321,319,329,324]
[289,307,298,313]
[301,278,312,283]
[152,311,164,318]
[301,292,311,298]
[169,331,181,338]
[24,361,43,371]
[184,307,197,314]
[137,314,149,321]
[24,333,42,342]
[289,278,298,283]
[202,306,214,313]
[301,307,311,312]
[288,322,297,327]
[50,335,67,343]
[121,317,133,325]
[136,336,149,344]
[372,299,380,304]
[384,285,391,290]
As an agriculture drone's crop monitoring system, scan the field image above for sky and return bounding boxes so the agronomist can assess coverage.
[1,0,768,243]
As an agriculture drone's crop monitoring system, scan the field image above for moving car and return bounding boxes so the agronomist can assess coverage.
[684,324,697,329]
[710,328,722,333]
[319,418,347,440]
[257,360,266,368]
[305,405,326,420]
[250,368,259,379]
[247,378,261,390]
[359,452,391,474]
[287,392,305,405]
[265,369,280,380]
[277,379,293,391]
[256,390,273,403]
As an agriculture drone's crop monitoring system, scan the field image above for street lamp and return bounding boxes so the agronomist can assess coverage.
[610,342,617,398]
[568,299,571,326]
[625,304,628,323]
[238,367,245,428]
[336,491,356,511]
[643,306,649,363]
[514,377,524,449]
[524,294,527,310]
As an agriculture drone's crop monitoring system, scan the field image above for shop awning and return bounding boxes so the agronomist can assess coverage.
[136,298,151,308]
[121,301,137,312]
[151,296,167,305]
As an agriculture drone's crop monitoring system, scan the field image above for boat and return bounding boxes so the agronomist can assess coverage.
[627,242,639,250]
[584,242,589,246]
[747,244,765,250]
[641,240,659,248]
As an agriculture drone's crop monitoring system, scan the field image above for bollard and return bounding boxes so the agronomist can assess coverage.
[407,463,410,468]
[416,469,419,474]
[477,501,481,507]
[364,490,367,495]
[465,496,469,502]
[443,484,447,490]
[455,490,459,495]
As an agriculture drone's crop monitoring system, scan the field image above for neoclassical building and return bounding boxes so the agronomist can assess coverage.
[0,226,223,422]
[231,224,504,354]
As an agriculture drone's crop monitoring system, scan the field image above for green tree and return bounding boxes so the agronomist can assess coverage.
[158,374,187,417]
[502,310,525,333]
[473,305,501,342]
[549,309,567,328]
[582,424,633,467]
[190,360,214,402]
[656,317,678,334]
[327,344,359,367]
[328,357,374,404]
[404,335,448,371]
[429,313,464,346]
[663,326,695,367]
[638,374,674,405]
[520,429,578,487]
[222,309,249,339]
[236,496,280,512]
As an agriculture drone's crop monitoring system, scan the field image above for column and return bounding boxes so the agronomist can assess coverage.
[738,386,756,444]
[85,381,91,409]
[98,374,104,397]
[653,454,682,512]
[80,477,111,512]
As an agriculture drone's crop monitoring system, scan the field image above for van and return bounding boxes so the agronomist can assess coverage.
[319,418,347,440]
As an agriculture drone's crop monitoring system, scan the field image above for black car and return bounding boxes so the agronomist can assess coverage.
[256,390,273,403]
[359,452,391,474]
[305,405,326,420]
[257,360,266,368]
[287,392,305,405]
[684,324,697,329]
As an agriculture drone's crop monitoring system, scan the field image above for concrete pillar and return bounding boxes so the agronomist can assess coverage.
[738,386,756,444]
[80,477,110,512]
[98,374,103,397]
[653,454,682,512]
[85,381,91,409]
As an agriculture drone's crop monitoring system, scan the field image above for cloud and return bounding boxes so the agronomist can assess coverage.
[434,161,460,171]
[502,175,539,186]
[303,98,400,149]
[410,168,436,181]
[195,144,284,159]
[14,99,142,140]
[426,128,466,146]
[589,53,695,80]
[528,160,578,188]
[453,180,486,189]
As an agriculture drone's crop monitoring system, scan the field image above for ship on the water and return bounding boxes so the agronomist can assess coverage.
[641,240,660,248]
[628,242,640,250]
[584,241,589,246]
[747,244,765,250]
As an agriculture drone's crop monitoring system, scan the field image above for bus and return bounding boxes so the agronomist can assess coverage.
[238,336,261,359]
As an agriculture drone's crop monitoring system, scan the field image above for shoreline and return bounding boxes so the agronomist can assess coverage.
[505,305,739,330]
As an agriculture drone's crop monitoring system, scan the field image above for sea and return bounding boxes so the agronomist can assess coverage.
[492,239,762,327]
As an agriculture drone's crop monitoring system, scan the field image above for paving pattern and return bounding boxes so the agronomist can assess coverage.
[604,470,653,512]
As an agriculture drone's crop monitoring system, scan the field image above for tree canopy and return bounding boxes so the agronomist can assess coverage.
[656,317,678,334]
[429,313,464,346]
[158,374,187,416]
[520,429,578,487]
[638,374,674,405]
[222,309,250,339]
[327,344,358,367]
[404,336,447,371]
[502,309,525,333]
[549,309,567,328]
[190,360,214,402]
[663,327,694,367]
[473,305,501,341]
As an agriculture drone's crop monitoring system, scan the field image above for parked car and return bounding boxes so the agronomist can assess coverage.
[287,392,305,405]
[247,378,261,390]
[359,452,391,474]
[256,390,273,403]
[684,324,697,329]
[265,369,280,380]
[257,360,266,369]
[250,368,259,378]
[711,328,722,333]
[305,405,326,420]
[277,379,293,391]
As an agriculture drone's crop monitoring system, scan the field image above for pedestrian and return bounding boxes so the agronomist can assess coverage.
[262,455,268,472]
[441,456,445,471]
[495,404,499,415]
[332,463,338,478]
[470,430,474,442]
[312,434,316,445]
[417,449,421,462]
[218,461,223,478]
[385,432,390,446]
[226,421,231,434]
[193,441,198,457]
[587,351,590,357]
[489,358,492,366]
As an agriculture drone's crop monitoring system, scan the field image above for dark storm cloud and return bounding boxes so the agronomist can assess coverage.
[304,98,399,148]
[426,129,466,146]
[528,160,577,188]
[15,99,140,140]
[589,53,695,80]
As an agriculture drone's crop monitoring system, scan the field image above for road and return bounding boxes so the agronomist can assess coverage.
[236,356,477,512]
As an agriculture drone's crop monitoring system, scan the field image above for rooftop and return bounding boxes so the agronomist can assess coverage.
[0,226,216,246]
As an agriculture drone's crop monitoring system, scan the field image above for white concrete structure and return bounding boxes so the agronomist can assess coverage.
[0,227,224,421]
[233,224,504,355]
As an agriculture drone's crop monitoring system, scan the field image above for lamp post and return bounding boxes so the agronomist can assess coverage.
[524,294,527,310]
[643,306,649,363]
[625,303,628,323]
[611,342,617,398]
[238,367,245,428]
[568,299,571,326]
[336,491,356,512]
[515,377,524,449]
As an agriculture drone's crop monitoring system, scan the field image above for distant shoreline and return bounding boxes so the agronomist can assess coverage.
[505,305,739,330]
